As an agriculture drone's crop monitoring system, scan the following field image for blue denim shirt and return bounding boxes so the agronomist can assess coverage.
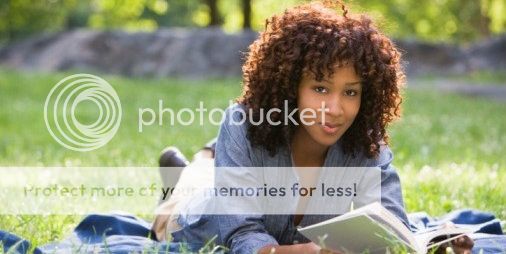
[171,104,409,254]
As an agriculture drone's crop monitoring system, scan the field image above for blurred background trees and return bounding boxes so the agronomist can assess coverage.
[0,0,505,45]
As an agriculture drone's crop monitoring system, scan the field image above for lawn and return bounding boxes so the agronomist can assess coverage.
[0,68,505,250]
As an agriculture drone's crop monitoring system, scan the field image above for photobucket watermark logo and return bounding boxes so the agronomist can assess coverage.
[44,74,122,151]
[138,100,329,132]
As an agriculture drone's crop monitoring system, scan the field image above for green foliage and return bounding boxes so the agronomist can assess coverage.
[352,0,506,42]
[1,0,505,44]
[144,1,204,28]
[88,0,157,30]
[0,0,75,44]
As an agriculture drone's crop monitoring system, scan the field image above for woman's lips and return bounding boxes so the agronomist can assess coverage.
[321,122,341,134]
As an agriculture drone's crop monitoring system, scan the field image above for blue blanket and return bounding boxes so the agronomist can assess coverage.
[1,209,505,253]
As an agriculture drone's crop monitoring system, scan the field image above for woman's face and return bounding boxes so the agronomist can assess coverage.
[296,65,362,148]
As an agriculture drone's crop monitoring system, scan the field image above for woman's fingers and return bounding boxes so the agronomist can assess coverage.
[450,235,474,253]
[435,235,474,254]
[319,248,342,254]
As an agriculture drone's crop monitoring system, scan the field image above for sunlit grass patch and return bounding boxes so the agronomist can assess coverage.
[0,68,504,249]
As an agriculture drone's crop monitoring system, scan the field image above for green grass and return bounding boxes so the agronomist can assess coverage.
[392,90,506,220]
[0,68,505,251]
[0,68,241,251]
[0,68,241,166]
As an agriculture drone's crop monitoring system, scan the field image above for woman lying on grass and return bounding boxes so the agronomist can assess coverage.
[155,1,473,253]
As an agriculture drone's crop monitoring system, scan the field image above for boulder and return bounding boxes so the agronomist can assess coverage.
[0,28,504,78]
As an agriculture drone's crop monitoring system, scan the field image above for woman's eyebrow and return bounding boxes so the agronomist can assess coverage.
[319,79,363,86]
[321,78,333,84]
[345,81,362,86]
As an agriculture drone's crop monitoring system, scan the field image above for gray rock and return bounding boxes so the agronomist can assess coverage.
[395,35,506,76]
[466,35,506,71]
[395,39,467,76]
[0,28,258,78]
[0,28,504,78]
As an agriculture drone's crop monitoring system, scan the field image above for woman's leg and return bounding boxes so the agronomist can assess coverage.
[158,138,216,201]
[192,138,216,160]
[153,139,216,241]
[158,147,188,205]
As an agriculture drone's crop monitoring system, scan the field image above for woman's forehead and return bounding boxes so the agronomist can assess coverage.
[302,62,357,79]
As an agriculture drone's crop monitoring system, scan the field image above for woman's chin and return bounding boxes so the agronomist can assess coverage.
[311,135,341,148]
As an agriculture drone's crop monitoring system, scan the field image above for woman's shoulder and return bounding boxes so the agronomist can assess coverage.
[373,144,394,169]
[217,103,291,166]
[219,103,250,139]
[334,141,394,169]
[223,103,248,122]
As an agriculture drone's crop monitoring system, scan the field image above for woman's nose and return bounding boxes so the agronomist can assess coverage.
[323,97,344,117]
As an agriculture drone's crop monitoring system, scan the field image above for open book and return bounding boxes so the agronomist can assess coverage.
[298,202,476,254]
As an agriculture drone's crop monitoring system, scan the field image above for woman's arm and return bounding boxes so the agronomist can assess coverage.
[258,243,317,254]
[212,105,280,253]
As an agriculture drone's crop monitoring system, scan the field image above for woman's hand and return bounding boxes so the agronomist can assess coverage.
[435,235,474,254]
[300,242,342,254]
[258,242,342,254]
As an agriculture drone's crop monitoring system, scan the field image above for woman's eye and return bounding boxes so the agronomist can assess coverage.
[345,89,358,96]
[314,86,327,93]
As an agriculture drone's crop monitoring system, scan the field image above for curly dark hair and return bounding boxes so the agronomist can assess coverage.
[238,1,405,158]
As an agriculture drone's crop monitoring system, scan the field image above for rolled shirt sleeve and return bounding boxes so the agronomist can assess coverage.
[218,215,278,254]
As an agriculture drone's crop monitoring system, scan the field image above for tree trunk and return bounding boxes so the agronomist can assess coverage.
[205,0,222,27]
[477,3,491,38]
[242,0,252,29]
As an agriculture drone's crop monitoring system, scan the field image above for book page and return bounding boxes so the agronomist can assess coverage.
[299,214,418,253]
